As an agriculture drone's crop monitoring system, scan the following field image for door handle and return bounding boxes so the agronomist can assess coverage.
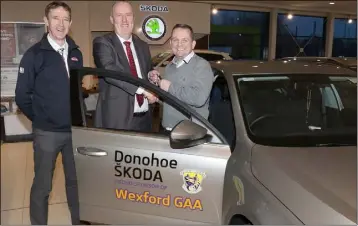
[76,147,108,157]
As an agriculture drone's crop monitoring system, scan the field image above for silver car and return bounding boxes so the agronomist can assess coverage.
[278,57,357,72]
[71,60,357,225]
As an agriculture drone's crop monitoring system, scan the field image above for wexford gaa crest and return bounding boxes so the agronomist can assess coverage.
[180,170,206,194]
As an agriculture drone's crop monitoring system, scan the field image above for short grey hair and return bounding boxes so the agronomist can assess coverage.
[111,1,132,16]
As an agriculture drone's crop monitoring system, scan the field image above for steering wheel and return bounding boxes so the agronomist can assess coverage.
[249,114,278,129]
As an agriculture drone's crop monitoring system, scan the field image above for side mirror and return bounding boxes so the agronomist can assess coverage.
[169,120,211,149]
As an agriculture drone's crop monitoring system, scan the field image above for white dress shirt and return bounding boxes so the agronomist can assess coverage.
[47,34,69,76]
[172,51,195,68]
[117,34,149,113]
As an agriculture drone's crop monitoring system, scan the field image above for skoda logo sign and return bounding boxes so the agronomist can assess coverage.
[142,15,166,41]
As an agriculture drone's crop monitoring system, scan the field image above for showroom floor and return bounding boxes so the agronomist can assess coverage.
[1,142,71,225]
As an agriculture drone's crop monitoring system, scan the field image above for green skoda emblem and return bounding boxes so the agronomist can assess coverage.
[142,16,166,41]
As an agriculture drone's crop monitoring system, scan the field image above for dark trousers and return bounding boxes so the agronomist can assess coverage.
[131,111,152,132]
[30,128,80,225]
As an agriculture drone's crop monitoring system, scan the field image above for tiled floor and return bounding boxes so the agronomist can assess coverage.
[1,142,71,225]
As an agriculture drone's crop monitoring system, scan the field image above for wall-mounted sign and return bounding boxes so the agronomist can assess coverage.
[142,15,166,41]
[140,5,169,12]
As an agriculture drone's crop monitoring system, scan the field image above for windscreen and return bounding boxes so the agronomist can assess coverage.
[236,74,357,146]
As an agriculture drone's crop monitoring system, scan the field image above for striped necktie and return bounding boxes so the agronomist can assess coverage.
[58,48,68,77]
[123,41,144,107]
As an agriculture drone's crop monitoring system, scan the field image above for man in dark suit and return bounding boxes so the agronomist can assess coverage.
[92,1,158,132]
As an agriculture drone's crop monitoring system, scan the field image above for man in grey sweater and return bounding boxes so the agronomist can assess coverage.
[149,24,214,132]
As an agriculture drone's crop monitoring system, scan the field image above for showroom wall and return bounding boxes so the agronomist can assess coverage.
[1,1,211,66]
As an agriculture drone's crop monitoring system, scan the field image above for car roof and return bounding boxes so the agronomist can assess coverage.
[279,57,357,66]
[332,57,357,66]
[210,60,356,76]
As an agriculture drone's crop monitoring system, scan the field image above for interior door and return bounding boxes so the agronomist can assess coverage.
[70,68,231,225]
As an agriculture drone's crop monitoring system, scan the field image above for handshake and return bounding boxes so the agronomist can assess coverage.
[144,69,171,104]
[143,69,161,104]
[148,69,161,86]
[148,69,171,92]
[143,70,172,104]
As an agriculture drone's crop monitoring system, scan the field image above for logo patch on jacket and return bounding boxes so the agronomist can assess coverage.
[71,57,78,61]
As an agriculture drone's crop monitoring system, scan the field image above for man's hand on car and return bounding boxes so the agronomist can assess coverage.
[143,90,158,104]
[148,69,161,86]
[82,75,97,90]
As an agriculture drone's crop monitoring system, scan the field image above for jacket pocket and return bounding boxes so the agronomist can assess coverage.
[43,101,70,128]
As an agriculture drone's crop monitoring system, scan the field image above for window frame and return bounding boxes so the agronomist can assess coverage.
[70,67,228,145]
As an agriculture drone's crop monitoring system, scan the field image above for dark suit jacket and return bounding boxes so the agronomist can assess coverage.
[92,32,153,130]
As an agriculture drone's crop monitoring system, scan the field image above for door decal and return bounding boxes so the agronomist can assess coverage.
[180,170,207,194]
[233,176,245,205]
[115,189,203,211]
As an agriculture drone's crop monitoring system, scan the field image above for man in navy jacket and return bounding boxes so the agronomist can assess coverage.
[15,1,82,224]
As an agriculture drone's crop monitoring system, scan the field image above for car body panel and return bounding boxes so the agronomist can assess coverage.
[278,57,357,71]
[222,136,304,225]
[210,60,356,76]
[251,145,357,225]
[72,127,231,225]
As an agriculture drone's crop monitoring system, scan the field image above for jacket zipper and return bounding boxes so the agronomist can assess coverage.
[58,49,70,80]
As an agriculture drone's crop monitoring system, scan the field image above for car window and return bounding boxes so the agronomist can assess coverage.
[70,68,227,145]
[195,53,226,61]
[235,74,357,147]
[151,52,172,67]
[208,75,236,149]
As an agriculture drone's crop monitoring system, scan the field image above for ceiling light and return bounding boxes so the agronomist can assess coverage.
[348,19,353,24]
[329,2,335,5]
[283,60,288,63]
[287,14,293,20]
[252,65,258,68]
[212,8,218,14]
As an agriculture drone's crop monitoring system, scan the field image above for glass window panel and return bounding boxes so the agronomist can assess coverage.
[209,9,269,60]
[276,14,326,58]
[333,18,357,57]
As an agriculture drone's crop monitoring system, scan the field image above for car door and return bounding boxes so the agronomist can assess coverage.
[70,68,232,225]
